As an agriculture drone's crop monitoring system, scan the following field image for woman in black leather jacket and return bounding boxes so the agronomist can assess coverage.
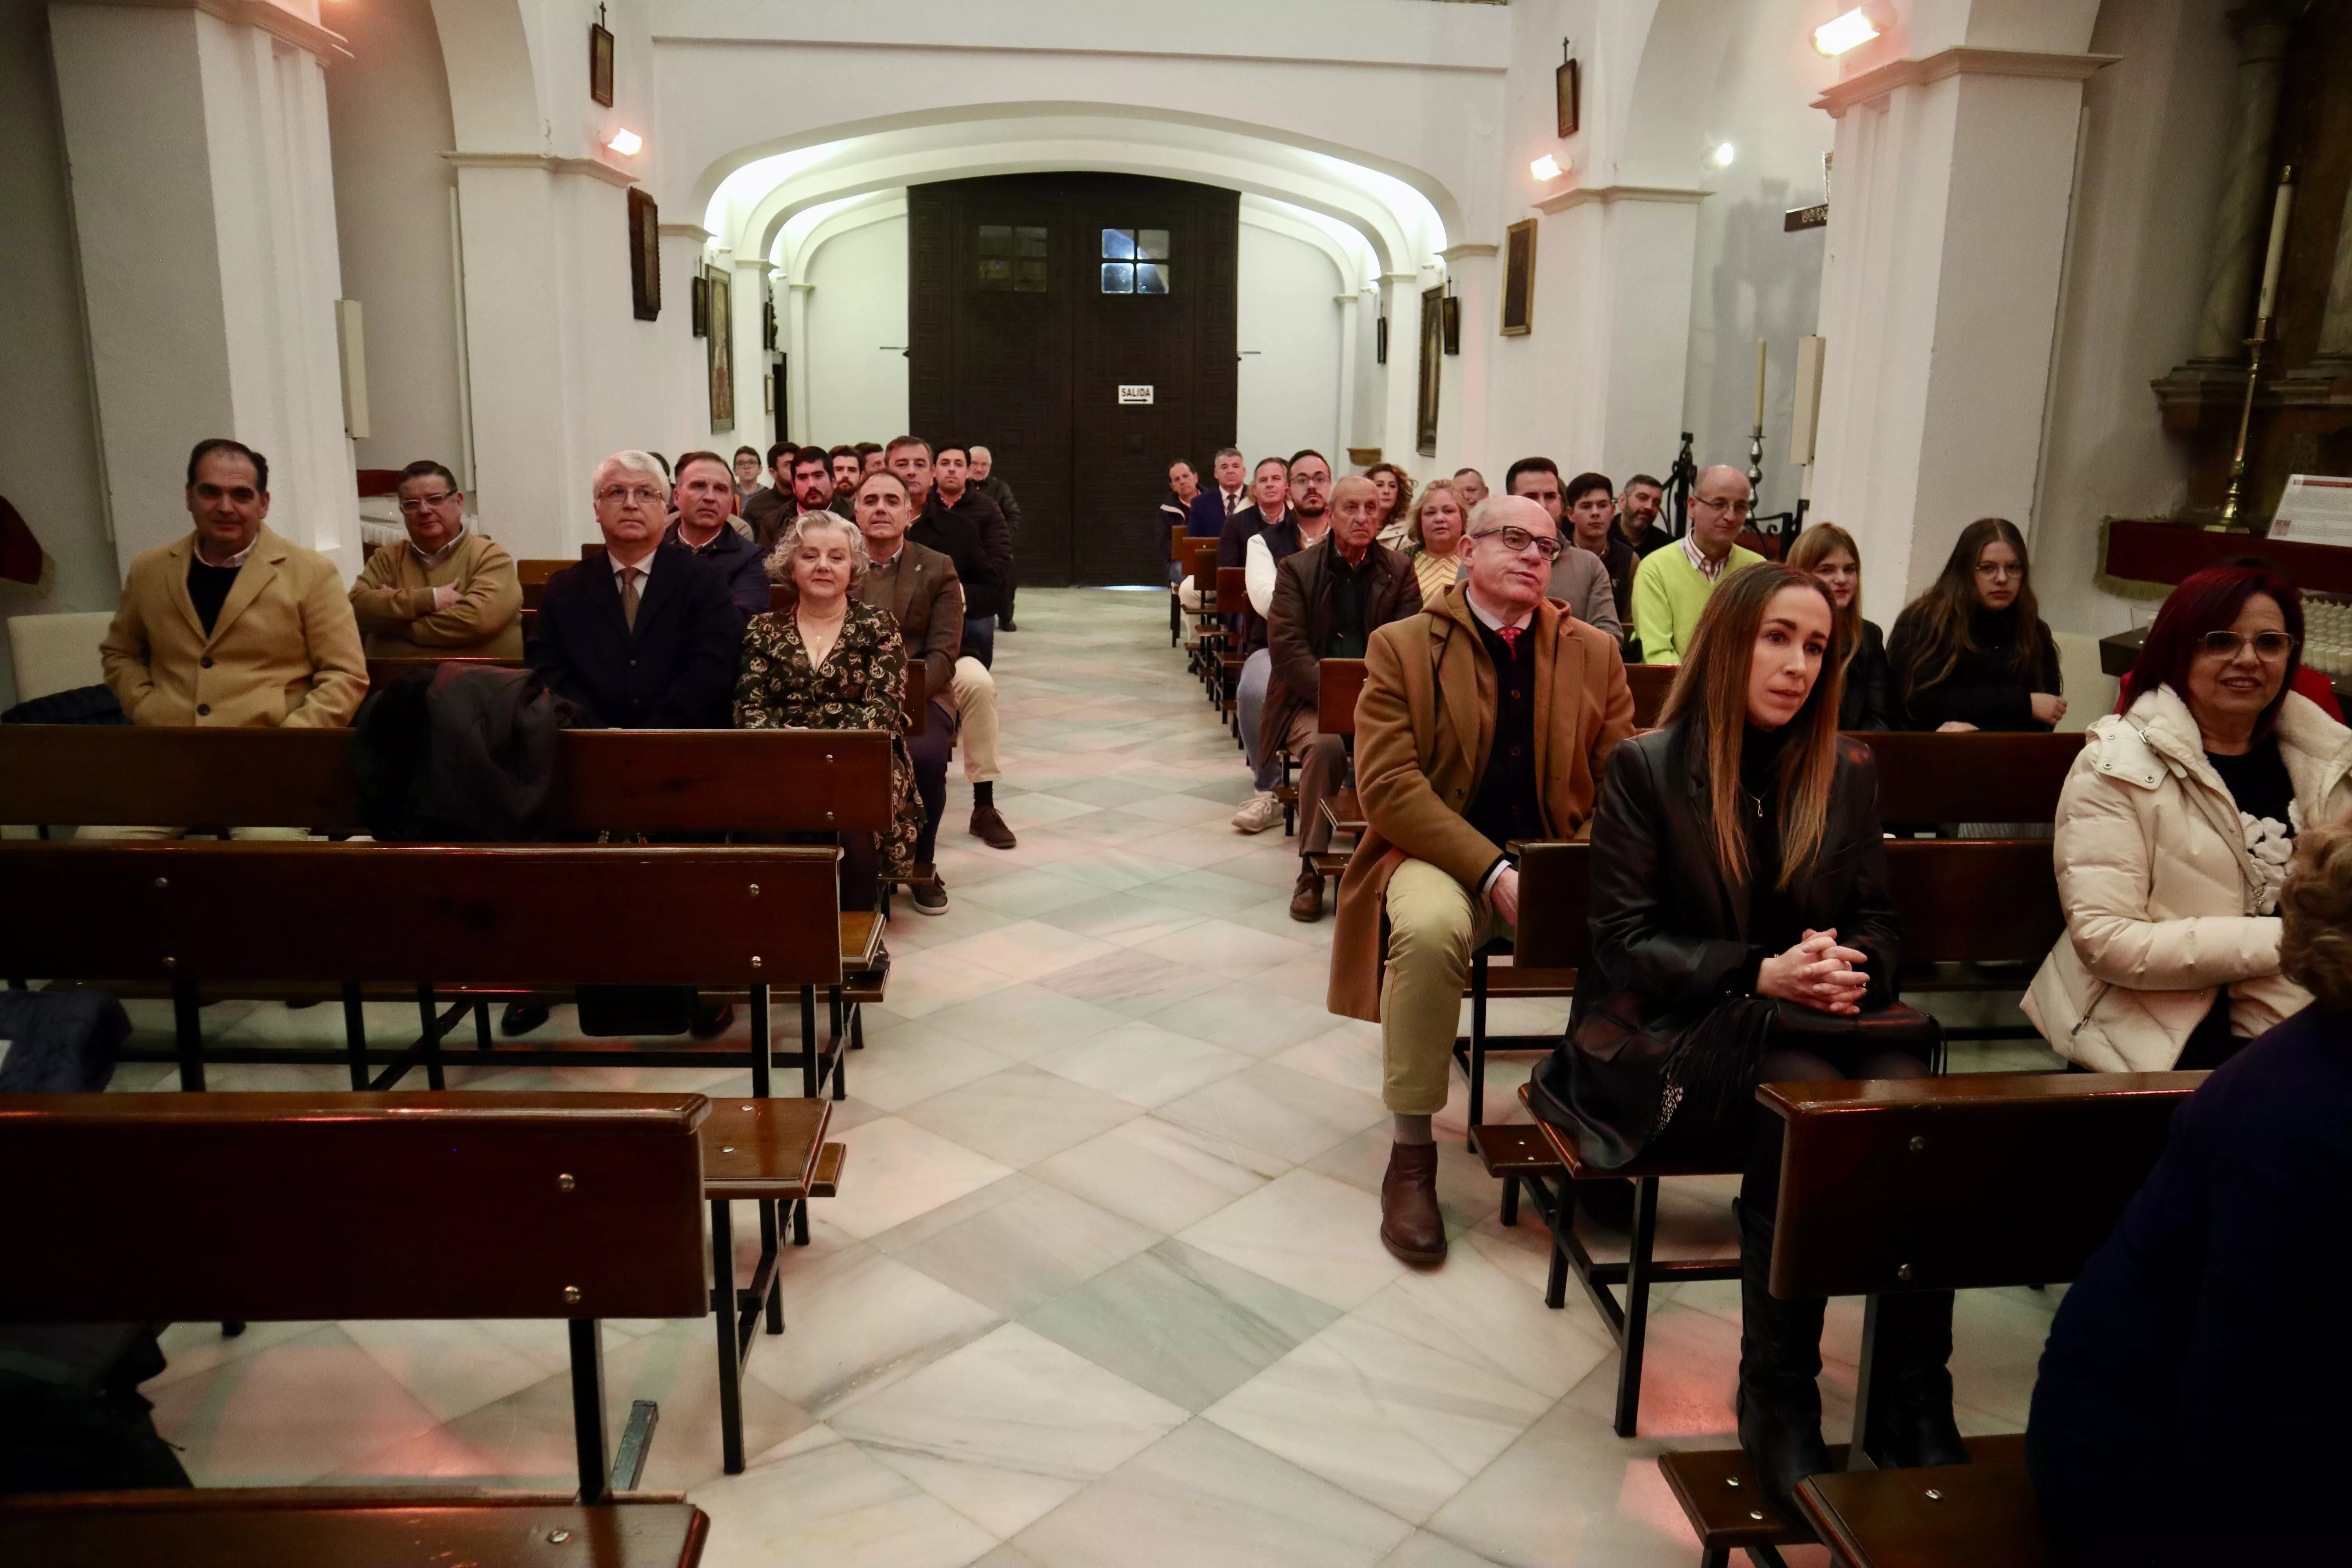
[1526,563,1962,1532]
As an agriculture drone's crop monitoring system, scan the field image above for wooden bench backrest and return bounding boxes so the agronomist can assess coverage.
[1215,566,1246,613]
[1317,658,1368,735]
[1508,838,2060,972]
[1189,540,1219,592]
[0,1091,711,1323]
[1857,730,2081,823]
[0,842,846,985]
[1170,527,1191,563]
[1627,664,1676,729]
[0,725,895,833]
[1761,1071,2200,1298]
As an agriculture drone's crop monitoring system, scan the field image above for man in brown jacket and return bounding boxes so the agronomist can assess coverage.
[349,460,523,658]
[1328,494,1634,1265]
[1265,475,1421,922]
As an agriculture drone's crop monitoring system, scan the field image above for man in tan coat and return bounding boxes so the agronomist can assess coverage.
[1329,494,1634,1265]
[93,438,367,838]
[349,460,523,658]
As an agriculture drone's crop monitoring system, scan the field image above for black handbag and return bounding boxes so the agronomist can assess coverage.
[1766,999,1945,1075]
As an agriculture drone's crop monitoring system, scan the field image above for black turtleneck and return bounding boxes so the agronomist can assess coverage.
[1886,599,2062,731]
[1736,721,1805,985]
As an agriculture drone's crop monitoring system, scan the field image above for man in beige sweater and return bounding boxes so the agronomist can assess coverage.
[349,460,523,658]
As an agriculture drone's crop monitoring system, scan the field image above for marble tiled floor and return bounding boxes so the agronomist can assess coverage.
[116,588,2069,1567]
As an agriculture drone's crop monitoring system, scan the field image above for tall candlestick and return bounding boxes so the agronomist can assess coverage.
[1753,338,1768,430]
[2256,174,2296,321]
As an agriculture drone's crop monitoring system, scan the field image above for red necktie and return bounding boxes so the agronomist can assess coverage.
[1495,625,1521,654]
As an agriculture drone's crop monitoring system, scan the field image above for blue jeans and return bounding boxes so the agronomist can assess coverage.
[1238,648,1279,792]
[962,615,996,670]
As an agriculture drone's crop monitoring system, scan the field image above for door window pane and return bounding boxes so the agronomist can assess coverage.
[978,225,1049,292]
[1101,228,1137,261]
[1136,229,1170,261]
[1135,263,1171,295]
[1100,262,1135,293]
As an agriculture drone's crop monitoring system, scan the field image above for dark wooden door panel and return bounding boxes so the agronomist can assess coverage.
[908,174,1236,587]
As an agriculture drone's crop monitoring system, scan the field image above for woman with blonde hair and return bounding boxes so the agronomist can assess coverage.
[1401,477,1468,601]
[1527,562,1953,1532]
[1786,521,1894,729]
[1366,461,1417,550]
[734,511,923,912]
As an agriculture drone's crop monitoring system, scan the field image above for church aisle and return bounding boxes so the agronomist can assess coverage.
[113,589,2065,1568]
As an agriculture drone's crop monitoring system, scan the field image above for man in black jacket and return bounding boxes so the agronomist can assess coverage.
[529,450,741,730]
[969,444,1024,630]
[1264,474,1421,920]
[668,450,772,624]
[886,437,1016,851]
[916,441,1012,667]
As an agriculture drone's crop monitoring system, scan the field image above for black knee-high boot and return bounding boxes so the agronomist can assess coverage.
[1872,1290,1969,1468]
[1737,1199,1831,1531]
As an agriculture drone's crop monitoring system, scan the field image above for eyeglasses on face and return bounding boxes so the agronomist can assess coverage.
[597,485,664,507]
[1692,494,1753,517]
[2197,630,2298,661]
[397,492,457,512]
[1468,525,1563,562]
[1975,561,2024,581]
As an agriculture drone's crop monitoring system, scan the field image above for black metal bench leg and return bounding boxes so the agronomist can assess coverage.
[474,999,493,1051]
[171,978,204,1091]
[1466,950,1488,1149]
[415,984,445,1091]
[710,1199,744,1475]
[1500,1173,1519,1229]
[828,985,846,1101]
[568,1317,613,1504]
[342,982,368,1091]
[1540,1175,1569,1309]
[759,1199,786,1331]
[749,983,770,1099]
[792,1195,809,1246]
[1614,1177,1661,1438]
[799,985,817,1098]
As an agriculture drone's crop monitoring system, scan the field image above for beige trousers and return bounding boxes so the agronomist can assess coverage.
[1380,857,1513,1114]
[951,655,1000,784]
[76,825,311,841]
[1282,710,1345,857]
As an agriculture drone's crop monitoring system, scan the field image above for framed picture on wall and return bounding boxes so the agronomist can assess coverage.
[626,188,659,321]
[590,18,615,108]
[1376,315,1388,366]
[691,274,710,337]
[1441,294,1461,355]
[706,264,734,432]
[1416,286,1443,457]
[1556,58,1580,139]
[1501,218,1537,336]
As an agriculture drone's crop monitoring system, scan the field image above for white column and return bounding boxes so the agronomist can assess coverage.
[787,281,814,444]
[1807,47,2114,613]
[447,155,640,561]
[1333,294,1359,465]
[49,0,359,573]
[1377,272,1422,468]
[1436,243,1498,478]
[657,224,713,462]
[731,256,768,450]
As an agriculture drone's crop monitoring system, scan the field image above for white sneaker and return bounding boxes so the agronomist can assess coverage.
[1231,792,1285,834]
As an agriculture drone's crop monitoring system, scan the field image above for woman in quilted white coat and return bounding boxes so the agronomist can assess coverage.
[2027,566,2352,1071]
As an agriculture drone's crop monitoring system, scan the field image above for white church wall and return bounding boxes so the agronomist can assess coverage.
[0,0,116,711]
[800,216,908,448]
[323,0,466,485]
[1237,225,1345,468]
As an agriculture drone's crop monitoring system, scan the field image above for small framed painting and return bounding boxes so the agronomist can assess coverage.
[1441,294,1461,356]
[1501,219,1537,336]
[1556,58,1580,138]
[626,187,659,321]
[590,19,615,108]
[1376,314,1388,366]
[707,264,733,432]
[691,274,710,338]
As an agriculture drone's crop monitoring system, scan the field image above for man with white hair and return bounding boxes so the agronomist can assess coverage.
[528,450,742,729]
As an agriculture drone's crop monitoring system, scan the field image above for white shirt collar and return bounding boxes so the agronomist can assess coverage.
[1464,586,1534,634]
[194,534,260,570]
[408,524,466,569]
[1681,533,1731,583]
[610,547,655,583]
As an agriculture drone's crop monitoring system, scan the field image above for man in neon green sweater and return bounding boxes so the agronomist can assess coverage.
[1630,466,1764,664]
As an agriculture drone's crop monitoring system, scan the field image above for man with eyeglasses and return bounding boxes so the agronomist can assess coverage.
[1630,465,1764,664]
[1329,493,1635,1266]
[527,450,741,732]
[1503,457,1622,642]
[349,460,523,659]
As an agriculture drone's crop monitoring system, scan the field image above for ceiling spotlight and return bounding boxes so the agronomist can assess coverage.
[1813,6,1884,56]
[1530,154,1564,181]
[606,128,643,156]
[1711,142,1737,169]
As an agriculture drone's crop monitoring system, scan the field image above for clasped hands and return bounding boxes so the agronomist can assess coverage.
[1757,927,1869,1015]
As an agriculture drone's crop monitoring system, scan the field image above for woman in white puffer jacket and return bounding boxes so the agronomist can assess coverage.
[2027,566,2352,1071]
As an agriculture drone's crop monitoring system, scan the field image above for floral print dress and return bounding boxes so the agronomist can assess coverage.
[733,599,922,876]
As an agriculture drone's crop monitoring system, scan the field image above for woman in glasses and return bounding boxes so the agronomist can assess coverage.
[1884,517,2064,731]
[2026,563,2352,1072]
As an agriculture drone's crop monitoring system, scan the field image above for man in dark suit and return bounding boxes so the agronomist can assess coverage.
[922,441,1013,667]
[1264,474,1421,920]
[850,469,969,913]
[1187,446,1251,543]
[668,450,772,623]
[528,450,741,730]
[969,444,1024,630]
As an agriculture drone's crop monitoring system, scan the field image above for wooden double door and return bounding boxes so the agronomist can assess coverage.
[908,174,1238,587]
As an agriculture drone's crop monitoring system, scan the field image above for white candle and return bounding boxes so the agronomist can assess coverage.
[1753,338,1768,430]
[2256,172,2295,321]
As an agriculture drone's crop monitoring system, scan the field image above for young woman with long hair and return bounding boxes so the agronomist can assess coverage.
[1401,477,1467,601]
[1885,517,2064,731]
[1365,461,1417,551]
[1526,563,1957,1530]
[1785,521,1894,729]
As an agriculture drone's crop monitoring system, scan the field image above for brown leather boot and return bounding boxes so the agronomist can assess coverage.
[1379,1140,1447,1266]
[1289,867,1325,922]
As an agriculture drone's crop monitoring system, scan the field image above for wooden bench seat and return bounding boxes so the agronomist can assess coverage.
[0,1488,710,1568]
[1657,1441,1859,1567]
[1798,1437,2047,1568]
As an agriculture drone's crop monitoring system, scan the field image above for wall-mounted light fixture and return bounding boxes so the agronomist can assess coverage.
[1710,142,1737,169]
[607,128,643,156]
[1812,5,1886,56]
[1530,154,1565,182]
